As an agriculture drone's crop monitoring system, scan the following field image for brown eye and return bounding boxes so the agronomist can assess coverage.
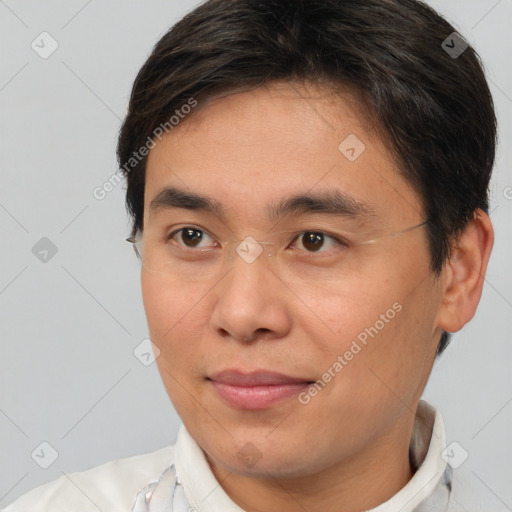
[166,227,217,251]
[301,232,325,252]
[181,228,203,247]
[291,231,346,255]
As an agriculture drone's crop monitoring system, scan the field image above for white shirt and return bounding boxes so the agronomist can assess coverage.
[1,400,488,511]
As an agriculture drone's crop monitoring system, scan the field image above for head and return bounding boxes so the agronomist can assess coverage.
[118,0,495,484]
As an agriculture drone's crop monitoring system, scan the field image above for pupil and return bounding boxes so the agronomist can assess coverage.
[303,232,323,251]
[183,229,202,247]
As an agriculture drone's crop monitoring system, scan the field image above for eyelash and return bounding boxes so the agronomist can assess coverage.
[166,226,349,257]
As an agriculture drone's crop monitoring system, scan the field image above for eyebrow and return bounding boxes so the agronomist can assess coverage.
[149,185,375,222]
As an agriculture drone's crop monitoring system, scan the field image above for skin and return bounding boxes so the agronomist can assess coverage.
[141,81,494,512]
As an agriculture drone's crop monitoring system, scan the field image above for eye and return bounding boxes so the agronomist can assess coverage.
[166,227,347,255]
[290,231,347,254]
[168,227,218,251]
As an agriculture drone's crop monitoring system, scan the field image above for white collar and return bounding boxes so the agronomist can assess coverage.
[369,400,449,511]
[174,425,245,511]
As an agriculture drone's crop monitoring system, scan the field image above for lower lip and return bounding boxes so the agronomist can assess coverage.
[208,380,311,410]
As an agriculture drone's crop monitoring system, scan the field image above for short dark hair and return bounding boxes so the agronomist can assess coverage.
[117,0,497,354]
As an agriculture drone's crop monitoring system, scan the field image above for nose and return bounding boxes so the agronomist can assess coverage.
[209,244,293,343]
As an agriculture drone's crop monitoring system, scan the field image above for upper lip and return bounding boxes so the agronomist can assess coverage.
[207,369,313,386]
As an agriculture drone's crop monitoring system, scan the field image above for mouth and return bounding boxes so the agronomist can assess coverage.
[207,369,315,410]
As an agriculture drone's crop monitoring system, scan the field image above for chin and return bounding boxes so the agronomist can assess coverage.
[199,427,320,477]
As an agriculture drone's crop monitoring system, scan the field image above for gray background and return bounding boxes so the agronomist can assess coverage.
[0,0,510,508]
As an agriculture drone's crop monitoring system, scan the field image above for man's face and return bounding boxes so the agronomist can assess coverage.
[142,82,444,478]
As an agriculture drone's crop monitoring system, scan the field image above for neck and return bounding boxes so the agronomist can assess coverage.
[207,417,415,512]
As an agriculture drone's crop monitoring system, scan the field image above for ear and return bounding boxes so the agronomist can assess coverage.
[436,209,494,333]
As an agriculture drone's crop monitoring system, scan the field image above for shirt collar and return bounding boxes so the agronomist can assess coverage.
[369,400,450,511]
[174,399,450,512]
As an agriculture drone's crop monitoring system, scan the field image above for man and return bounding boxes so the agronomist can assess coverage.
[4,0,497,510]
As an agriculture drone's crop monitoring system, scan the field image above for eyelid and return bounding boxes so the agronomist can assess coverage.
[167,226,219,251]
[288,231,349,256]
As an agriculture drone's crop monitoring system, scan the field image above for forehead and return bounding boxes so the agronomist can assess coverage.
[144,82,424,225]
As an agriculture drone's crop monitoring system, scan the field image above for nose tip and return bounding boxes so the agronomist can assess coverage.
[209,248,292,343]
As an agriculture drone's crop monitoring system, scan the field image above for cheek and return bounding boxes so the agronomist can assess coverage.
[142,272,204,333]
[307,266,438,397]
[301,280,396,351]
[140,272,211,365]
[141,272,212,415]
[346,279,440,407]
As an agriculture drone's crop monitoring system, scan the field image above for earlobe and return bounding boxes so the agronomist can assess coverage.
[436,209,494,334]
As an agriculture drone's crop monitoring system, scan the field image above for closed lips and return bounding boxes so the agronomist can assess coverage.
[207,369,315,386]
